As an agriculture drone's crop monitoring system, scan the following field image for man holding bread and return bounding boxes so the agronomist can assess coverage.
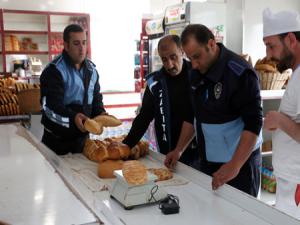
[179,24,263,197]
[123,35,198,167]
[40,24,106,155]
[262,8,300,218]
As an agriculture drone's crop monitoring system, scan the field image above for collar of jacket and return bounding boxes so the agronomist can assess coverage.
[62,50,93,72]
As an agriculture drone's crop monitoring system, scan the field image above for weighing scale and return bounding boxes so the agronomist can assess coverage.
[110,170,168,209]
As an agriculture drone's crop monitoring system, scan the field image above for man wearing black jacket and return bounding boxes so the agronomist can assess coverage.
[40,24,105,155]
[123,35,198,167]
[179,24,263,197]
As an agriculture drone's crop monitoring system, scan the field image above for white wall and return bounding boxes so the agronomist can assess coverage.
[243,0,300,64]
[0,0,150,92]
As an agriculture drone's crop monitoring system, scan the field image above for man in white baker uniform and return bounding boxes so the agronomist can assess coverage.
[263,8,300,219]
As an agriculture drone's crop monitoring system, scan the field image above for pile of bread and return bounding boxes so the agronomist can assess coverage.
[83,136,149,177]
[254,57,278,73]
[0,78,41,116]
[254,57,291,90]
[83,135,173,183]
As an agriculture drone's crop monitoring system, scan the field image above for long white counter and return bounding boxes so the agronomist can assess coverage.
[2,124,300,225]
[0,125,99,225]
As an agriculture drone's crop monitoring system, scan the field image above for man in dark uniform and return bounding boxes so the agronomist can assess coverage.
[123,35,197,167]
[180,24,263,197]
[40,24,106,155]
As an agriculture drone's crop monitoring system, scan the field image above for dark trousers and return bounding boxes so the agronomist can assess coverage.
[192,149,261,197]
[42,129,87,155]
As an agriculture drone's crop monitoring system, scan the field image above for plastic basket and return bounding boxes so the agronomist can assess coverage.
[17,88,41,114]
[258,70,290,90]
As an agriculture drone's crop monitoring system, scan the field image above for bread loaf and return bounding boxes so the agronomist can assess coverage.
[83,139,109,162]
[131,140,149,159]
[83,139,134,162]
[148,168,173,181]
[254,57,278,72]
[98,160,124,178]
[93,114,122,127]
[84,118,103,134]
[122,160,148,185]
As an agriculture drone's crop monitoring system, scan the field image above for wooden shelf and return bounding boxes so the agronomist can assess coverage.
[4,30,48,35]
[0,9,91,74]
[5,51,48,55]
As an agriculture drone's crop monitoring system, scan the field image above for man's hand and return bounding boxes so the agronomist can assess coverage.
[212,161,241,190]
[264,111,282,131]
[164,149,181,169]
[75,113,88,132]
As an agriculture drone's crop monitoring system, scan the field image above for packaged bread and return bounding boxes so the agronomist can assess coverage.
[84,118,103,134]
[122,160,148,185]
[98,160,124,178]
[93,114,122,127]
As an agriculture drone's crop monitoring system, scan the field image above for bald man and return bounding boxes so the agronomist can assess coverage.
[123,35,198,167]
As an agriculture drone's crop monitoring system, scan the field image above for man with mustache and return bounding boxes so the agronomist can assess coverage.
[263,8,300,219]
[123,35,198,167]
[40,24,105,155]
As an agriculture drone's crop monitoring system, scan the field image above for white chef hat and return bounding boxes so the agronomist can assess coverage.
[263,8,300,38]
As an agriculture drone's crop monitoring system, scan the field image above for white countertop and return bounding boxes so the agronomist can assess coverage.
[3,124,300,225]
[0,125,98,225]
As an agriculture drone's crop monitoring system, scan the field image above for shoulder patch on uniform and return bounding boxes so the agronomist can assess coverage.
[228,60,247,77]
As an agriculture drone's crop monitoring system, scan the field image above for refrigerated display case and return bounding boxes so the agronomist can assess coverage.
[145,18,164,73]
[164,2,226,43]
[134,18,149,92]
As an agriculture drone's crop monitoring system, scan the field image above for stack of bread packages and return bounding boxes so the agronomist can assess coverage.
[254,57,291,90]
[82,114,150,179]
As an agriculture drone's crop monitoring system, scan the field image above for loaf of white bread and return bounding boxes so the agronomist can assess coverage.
[84,114,122,135]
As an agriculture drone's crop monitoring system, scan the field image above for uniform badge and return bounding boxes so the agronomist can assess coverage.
[214,82,222,99]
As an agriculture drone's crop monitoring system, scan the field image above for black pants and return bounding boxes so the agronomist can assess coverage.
[191,149,261,197]
[42,129,87,155]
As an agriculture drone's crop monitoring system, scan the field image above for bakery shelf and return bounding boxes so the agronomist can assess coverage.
[5,51,49,55]
[4,30,48,35]
[0,9,91,74]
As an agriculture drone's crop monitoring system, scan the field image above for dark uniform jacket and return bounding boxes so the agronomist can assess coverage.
[40,50,105,153]
[123,60,198,165]
[190,43,263,163]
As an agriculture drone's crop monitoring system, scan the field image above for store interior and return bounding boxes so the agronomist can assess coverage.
[0,0,300,224]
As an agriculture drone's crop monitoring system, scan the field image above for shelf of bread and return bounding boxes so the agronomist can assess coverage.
[0,77,40,117]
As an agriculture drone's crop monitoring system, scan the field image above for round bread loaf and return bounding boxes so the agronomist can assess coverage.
[107,141,131,160]
[122,160,147,185]
[98,160,124,178]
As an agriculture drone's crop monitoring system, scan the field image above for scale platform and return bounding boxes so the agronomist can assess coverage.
[110,170,168,209]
